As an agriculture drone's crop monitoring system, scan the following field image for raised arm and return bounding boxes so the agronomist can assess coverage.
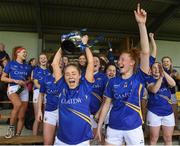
[149,33,157,58]
[148,64,164,93]
[134,4,150,74]
[148,64,176,93]
[162,69,176,88]
[82,35,94,83]
[159,63,176,87]
[51,48,63,82]
[148,78,163,94]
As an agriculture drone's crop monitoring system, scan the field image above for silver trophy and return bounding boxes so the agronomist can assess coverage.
[61,30,84,54]
[61,29,104,54]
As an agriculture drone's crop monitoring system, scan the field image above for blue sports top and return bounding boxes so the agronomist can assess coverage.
[89,72,108,114]
[4,61,31,86]
[103,69,149,130]
[57,77,94,144]
[147,76,173,116]
[33,66,51,90]
[137,55,155,69]
[149,55,156,66]
[40,74,63,111]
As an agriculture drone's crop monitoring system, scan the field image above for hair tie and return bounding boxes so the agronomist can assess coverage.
[16,47,25,54]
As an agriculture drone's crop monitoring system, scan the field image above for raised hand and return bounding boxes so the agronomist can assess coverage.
[134,3,147,24]
[81,35,88,45]
[149,33,154,38]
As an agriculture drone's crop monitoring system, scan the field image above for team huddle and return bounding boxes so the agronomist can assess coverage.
[1,4,179,146]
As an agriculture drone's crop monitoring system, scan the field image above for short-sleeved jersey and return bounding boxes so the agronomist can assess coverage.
[107,50,115,63]
[149,55,156,66]
[57,78,93,144]
[40,74,63,111]
[135,55,155,82]
[32,66,51,90]
[103,69,149,130]
[147,76,173,116]
[4,61,31,86]
[79,65,86,76]
[137,55,155,69]
[89,72,108,114]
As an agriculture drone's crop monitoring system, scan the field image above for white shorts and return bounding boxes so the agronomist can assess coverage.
[33,89,47,104]
[106,126,144,146]
[90,115,97,129]
[7,85,29,102]
[43,109,58,126]
[33,89,39,103]
[146,111,175,127]
[171,94,177,104]
[54,136,90,146]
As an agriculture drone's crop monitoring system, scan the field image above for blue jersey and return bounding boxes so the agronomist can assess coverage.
[33,66,51,89]
[4,61,31,86]
[29,65,37,74]
[79,65,86,76]
[57,78,93,144]
[149,55,156,66]
[89,72,108,114]
[137,55,155,70]
[147,76,173,116]
[40,74,63,111]
[104,69,149,130]
[107,50,115,63]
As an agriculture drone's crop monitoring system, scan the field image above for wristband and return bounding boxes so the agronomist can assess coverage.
[79,43,89,52]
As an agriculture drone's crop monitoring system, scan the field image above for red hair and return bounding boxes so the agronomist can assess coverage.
[120,48,140,72]
[12,46,25,60]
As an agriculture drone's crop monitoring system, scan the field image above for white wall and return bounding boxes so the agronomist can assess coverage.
[156,40,180,72]
[0,31,39,61]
